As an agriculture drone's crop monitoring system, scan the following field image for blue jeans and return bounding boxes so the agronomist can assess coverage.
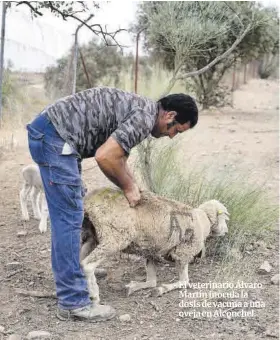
[27,112,91,310]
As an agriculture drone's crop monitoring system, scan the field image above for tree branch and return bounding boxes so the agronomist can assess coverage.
[46,1,126,48]
[15,1,43,16]
[176,23,251,80]
[14,1,126,48]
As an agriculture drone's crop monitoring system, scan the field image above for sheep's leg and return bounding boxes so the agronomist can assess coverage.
[31,187,41,220]
[20,183,31,221]
[200,245,206,259]
[38,194,48,233]
[154,262,190,297]
[82,259,102,304]
[81,242,128,304]
[36,191,42,218]
[125,259,157,296]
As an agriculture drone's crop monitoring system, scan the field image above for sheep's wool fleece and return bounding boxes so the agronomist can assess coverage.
[84,188,199,256]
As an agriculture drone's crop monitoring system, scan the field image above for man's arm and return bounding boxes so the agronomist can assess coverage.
[95,137,140,207]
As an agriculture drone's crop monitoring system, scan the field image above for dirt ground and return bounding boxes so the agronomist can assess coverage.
[0,78,279,340]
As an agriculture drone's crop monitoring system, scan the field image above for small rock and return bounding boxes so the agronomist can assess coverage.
[0,325,5,333]
[258,261,272,274]
[265,328,278,338]
[17,231,27,237]
[26,331,51,339]
[266,244,275,250]
[119,314,131,322]
[7,335,22,340]
[271,274,279,285]
[229,129,236,133]
[231,116,236,119]
[0,222,6,226]
[175,318,181,322]
[6,262,21,270]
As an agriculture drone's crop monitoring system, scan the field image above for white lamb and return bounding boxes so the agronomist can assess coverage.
[20,164,49,233]
[80,188,229,303]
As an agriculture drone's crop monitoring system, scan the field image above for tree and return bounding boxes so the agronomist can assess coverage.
[44,39,121,97]
[134,2,279,107]
[7,2,124,46]
[44,39,153,98]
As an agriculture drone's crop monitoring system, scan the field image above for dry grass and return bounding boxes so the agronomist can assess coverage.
[0,72,49,155]
[134,141,278,282]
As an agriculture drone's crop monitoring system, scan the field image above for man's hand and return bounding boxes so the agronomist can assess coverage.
[123,183,141,207]
[95,137,141,207]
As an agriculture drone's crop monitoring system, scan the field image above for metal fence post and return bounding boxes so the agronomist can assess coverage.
[0,1,7,126]
[134,28,145,94]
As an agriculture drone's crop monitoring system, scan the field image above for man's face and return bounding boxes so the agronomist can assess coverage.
[151,111,191,139]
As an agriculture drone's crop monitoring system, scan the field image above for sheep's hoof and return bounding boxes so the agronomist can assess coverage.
[125,281,137,296]
[39,225,47,233]
[95,268,107,279]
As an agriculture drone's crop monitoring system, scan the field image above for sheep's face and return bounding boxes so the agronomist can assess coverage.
[212,211,229,236]
[200,200,230,237]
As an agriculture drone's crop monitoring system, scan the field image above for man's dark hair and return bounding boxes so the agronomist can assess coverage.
[158,93,198,128]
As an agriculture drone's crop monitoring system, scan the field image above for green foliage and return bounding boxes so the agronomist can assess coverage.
[134,2,279,107]
[2,63,16,106]
[44,40,153,98]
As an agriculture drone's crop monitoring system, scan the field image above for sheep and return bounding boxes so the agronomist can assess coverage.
[80,188,229,302]
[20,164,49,233]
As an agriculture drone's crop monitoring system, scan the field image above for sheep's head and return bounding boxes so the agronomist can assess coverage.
[198,200,229,236]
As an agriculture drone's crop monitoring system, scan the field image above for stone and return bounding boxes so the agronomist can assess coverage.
[265,327,278,338]
[7,335,22,340]
[6,262,21,270]
[17,231,27,237]
[0,325,5,333]
[119,314,131,322]
[258,261,272,274]
[26,331,51,339]
[271,274,279,285]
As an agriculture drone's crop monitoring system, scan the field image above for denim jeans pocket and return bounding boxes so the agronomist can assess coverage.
[27,124,47,166]
[43,140,81,186]
[43,139,83,211]
[55,183,83,210]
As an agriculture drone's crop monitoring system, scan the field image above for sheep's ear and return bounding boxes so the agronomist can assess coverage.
[218,209,230,220]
